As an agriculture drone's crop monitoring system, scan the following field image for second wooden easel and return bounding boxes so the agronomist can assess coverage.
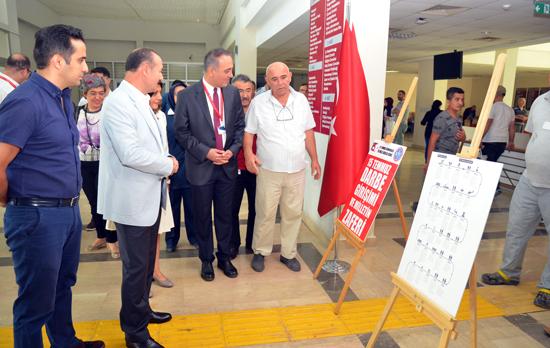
[313,77,418,314]
[366,53,508,348]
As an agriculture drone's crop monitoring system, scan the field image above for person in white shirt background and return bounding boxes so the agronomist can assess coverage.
[0,53,31,104]
[481,85,515,194]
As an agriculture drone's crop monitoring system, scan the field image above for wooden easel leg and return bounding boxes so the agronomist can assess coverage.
[313,229,341,279]
[438,328,453,348]
[469,264,478,348]
[392,180,409,240]
[334,247,365,314]
[366,286,400,348]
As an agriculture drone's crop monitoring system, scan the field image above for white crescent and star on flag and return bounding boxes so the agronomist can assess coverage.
[330,76,340,136]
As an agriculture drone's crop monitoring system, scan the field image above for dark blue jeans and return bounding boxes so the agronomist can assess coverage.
[165,186,196,247]
[4,204,82,348]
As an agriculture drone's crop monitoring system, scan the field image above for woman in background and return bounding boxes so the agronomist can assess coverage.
[149,81,175,289]
[421,100,442,162]
[78,74,119,258]
[383,97,393,138]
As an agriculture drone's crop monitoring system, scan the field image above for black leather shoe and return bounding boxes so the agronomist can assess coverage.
[201,261,215,281]
[74,340,105,348]
[125,337,164,348]
[229,247,239,260]
[149,311,172,324]
[218,259,238,278]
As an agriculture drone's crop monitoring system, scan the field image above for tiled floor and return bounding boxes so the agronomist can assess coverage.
[1,142,549,347]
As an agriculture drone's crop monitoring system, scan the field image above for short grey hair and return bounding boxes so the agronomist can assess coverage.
[204,48,232,71]
[82,73,106,93]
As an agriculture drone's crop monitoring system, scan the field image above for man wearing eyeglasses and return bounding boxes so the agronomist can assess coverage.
[0,53,31,104]
[244,62,321,273]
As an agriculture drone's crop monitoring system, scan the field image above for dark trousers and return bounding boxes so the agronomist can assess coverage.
[4,204,82,348]
[115,209,161,343]
[231,169,256,251]
[424,135,430,162]
[482,142,507,162]
[482,142,507,189]
[191,166,235,263]
[81,161,116,243]
[165,186,196,247]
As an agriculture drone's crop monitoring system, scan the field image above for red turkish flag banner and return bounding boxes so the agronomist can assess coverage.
[318,21,370,217]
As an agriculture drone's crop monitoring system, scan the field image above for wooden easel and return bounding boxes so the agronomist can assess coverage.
[314,220,365,314]
[313,78,418,315]
[366,53,507,348]
[385,77,419,240]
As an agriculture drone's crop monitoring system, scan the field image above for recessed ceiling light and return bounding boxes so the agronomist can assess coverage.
[388,31,417,40]
[421,5,469,16]
[502,4,511,10]
[416,17,428,25]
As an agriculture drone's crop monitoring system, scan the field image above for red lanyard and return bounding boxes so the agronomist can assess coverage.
[202,81,224,123]
[0,74,17,89]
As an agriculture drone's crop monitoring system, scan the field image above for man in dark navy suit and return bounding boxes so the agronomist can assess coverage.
[175,48,245,281]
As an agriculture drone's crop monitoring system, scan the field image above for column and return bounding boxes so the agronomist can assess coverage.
[497,48,518,106]
[414,59,449,148]
[234,24,257,81]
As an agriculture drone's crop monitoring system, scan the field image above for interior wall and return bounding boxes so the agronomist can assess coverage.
[143,41,205,63]
[17,20,38,68]
[16,0,221,67]
[468,76,491,111]
[384,72,417,113]
[515,72,550,88]
[85,39,137,62]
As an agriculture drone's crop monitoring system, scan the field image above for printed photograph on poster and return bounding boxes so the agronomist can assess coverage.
[339,141,407,242]
[397,152,503,316]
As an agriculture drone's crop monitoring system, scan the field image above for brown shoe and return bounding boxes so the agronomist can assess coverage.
[87,239,107,251]
[108,242,120,259]
[544,325,550,337]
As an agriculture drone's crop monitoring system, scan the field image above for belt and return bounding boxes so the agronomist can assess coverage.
[8,196,80,207]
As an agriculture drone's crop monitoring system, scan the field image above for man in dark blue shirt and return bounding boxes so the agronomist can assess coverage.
[0,25,104,348]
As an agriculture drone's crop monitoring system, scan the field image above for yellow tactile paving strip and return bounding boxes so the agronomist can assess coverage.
[0,287,516,348]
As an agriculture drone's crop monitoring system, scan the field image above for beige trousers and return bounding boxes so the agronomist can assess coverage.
[252,168,305,259]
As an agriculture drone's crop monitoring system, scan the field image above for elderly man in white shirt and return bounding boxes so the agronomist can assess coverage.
[244,62,321,273]
[0,53,31,104]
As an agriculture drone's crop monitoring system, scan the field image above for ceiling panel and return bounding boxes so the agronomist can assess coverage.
[37,0,229,24]
[259,0,550,76]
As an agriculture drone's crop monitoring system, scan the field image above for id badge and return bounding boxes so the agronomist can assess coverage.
[218,124,226,135]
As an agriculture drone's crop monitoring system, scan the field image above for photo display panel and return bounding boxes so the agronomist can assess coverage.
[397,152,502,316]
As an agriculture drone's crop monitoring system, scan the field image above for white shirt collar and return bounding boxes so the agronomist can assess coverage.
[0,71,19,87]
[268,87,296,108]
[202,77,218,95]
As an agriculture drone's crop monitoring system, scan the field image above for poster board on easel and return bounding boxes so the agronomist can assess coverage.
[366,53,508,348]
[314,77,417,315]
[314,140,407,314]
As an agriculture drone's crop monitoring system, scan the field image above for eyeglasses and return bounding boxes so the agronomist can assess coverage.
[270,99,294,122]
[87,91,106,98]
